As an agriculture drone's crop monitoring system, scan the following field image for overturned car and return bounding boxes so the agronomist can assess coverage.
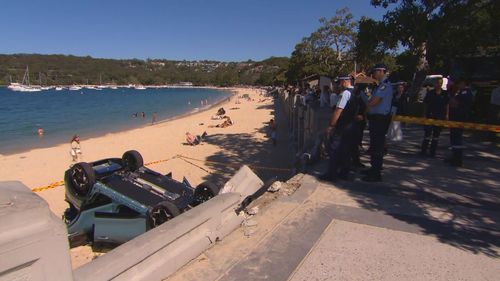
[64,150,220,247]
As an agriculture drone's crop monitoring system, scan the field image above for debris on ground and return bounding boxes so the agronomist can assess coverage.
[244,228,256,237]
[243,219,258,227]
[268,181,282,192]
[246,206,259,215]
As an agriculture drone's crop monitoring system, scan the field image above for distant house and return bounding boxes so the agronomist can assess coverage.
[301,74,333,90]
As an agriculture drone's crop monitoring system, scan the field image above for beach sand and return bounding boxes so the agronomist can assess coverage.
[0,87,293,268]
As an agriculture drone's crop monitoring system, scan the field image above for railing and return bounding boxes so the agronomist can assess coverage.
[278,89,331,154]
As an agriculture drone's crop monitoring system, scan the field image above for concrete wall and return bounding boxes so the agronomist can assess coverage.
[0,181,73,281]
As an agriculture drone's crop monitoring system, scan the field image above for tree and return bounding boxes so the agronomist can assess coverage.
[359,0,499,97]
[286,8,358,83]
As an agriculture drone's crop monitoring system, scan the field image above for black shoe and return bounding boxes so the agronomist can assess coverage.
[362,173,382,182]
[318,173,337,182]
[353,161,366,168]
[360,168,372,175]
[338,173,352,181]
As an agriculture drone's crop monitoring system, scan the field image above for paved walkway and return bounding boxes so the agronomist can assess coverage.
[167,123,499,280]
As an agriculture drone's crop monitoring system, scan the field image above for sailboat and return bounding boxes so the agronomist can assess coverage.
[8,66,41,92]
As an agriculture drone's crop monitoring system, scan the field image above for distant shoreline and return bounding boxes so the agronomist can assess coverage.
[0,87,237,156]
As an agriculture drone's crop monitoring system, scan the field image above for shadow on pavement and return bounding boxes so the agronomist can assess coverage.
[313,125,500,257]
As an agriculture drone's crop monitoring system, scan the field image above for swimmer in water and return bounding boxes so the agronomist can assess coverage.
[37,128,44,137]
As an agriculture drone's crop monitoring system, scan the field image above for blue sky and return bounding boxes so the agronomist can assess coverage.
[1,0,386,61]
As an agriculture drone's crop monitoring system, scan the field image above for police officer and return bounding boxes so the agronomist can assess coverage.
[421,78,449,157]
[351,82,369,168]
[448,77,474,166]
[361,64,393,182]
[319,75,358,181]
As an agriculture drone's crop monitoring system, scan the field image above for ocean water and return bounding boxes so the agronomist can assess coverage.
[0,87,231,154]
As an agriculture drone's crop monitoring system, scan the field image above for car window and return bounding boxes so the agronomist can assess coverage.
[82,193,112,211]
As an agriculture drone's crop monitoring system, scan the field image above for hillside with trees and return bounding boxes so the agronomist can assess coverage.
[0,54,289,87]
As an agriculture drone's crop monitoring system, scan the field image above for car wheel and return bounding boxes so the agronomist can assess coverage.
[194,181,220,205]
[69,162,96,197]
[148,201,180,228]
[122,150,144,172]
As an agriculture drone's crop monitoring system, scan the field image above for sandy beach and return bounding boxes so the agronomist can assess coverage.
[0,87,292,267]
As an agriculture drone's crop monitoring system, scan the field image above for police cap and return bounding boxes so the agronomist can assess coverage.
[371,63,387,73]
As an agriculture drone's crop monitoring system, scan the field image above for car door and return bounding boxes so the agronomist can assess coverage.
[93,211,147,245]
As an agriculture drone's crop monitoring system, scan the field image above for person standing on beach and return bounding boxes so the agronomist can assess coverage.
[70,135,82,162]
[269,119,277,146]
[152,112,157,125]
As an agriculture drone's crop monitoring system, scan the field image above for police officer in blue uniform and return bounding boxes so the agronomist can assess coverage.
[448,77,474,166]
[351,82,370,168]
[361,64,393,182]
[319,75,358,181]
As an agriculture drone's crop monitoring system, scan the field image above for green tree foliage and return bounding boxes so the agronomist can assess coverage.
[0,54,289,86]
[286,8,358,82]
[356,0,499,95]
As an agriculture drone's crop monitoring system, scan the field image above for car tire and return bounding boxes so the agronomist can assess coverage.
[122,150,144,172]
[68,162,96,197]
[194,181,220,205]
[148,201,180,228]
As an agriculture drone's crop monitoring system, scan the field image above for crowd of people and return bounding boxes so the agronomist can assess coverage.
[285,63,484,182]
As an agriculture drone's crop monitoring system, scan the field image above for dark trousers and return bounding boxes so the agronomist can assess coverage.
[450,127,463,147]
[421,125,442,156]
[352,120,365,165]
[449,127,464,166]
[368,115,391,174]
[328,124,356,177]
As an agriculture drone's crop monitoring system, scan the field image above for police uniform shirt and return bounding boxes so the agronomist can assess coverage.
[424,89,449,119]
[336,88,352,109]
[368,78,393,115]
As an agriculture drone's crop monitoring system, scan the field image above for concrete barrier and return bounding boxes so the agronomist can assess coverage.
[75,165,264,281]
[0,165,264,281]
[0,181,73,281]
[220,165,264,200]
[74,192,244,281]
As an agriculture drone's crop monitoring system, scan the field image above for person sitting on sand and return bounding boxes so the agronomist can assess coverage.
[216,107,226,116]
[70,135,82,162]
[186,131,208,145]
[209,116,233,128]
